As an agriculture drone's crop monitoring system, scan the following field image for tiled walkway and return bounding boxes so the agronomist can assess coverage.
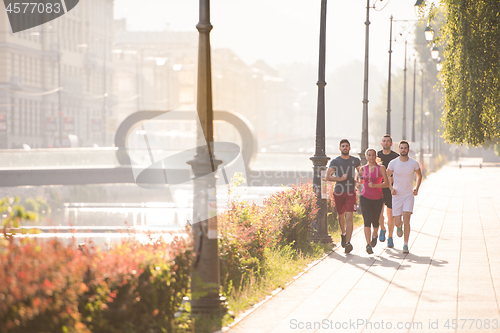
[227,163,500,333]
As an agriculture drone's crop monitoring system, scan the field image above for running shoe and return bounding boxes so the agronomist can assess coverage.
[379,229,386,242]
[345,242,353,254]
[403,245,409,254]
[371,236,377,248]
[387,237,394,248]
[341,234,346,248]
[397,226,403,237]
[366,244,373,254]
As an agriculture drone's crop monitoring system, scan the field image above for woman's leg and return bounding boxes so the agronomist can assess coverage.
[360,196,372,245]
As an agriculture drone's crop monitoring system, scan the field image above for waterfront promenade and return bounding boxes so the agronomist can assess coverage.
[227,160,500,333]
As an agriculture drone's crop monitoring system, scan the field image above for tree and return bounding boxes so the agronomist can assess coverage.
[429,0,500,146]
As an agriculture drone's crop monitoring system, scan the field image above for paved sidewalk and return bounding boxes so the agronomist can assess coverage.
[227,163,500,333]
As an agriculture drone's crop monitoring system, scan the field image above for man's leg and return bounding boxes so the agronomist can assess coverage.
[403,211,412,243]
[387,207,394,238]
[334,193,347,248]
[378,207,386,231]
[338,212,346,235]
[394,214,402,228]
[345,212,353,243]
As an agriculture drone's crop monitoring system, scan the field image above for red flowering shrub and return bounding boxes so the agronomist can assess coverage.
[0,231,192,333]
[218,183,319,293]
[263,183,319,252]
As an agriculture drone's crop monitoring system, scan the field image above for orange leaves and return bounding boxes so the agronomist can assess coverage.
[0,230,193,333]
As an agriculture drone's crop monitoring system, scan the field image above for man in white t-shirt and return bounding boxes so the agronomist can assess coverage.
[387,140,422,254]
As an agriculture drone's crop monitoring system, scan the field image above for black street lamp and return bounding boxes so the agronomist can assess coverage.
[360,0,371,164]
[385,18,419,139]
[385,16,393,135]
[310,0,332,244]
[412,57,417,143]
[402,40,408,140]
[187,0,225,327]
[414,0,425,17]
[424,25,434,42]
[419,69,425,172]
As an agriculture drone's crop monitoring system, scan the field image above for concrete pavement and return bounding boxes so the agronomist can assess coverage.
[226,162,500,333]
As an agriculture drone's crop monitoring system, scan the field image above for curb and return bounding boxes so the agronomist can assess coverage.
[222,226,364,332]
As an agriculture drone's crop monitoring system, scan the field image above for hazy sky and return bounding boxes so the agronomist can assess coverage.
[114,0,426,74]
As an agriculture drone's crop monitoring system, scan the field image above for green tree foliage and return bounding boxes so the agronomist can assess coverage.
[436,0,500,146]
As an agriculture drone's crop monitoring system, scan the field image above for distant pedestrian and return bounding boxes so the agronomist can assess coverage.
[387,140,422,254]
[324,139,361,254]
[377,134,399,248]
[358,148,390,254]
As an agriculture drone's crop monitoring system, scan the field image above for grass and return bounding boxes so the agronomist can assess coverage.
[222,242,329,327]
[222,212,364,327]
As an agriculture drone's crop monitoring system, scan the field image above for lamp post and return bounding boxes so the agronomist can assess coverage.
[385,16,393,135]
[310,0,332,244]
[360,0,371,164]
[412,57,417,143]
[385,19,419,138]
[102,37,107,146]
[419,69,424,172]
[187,0,225,326]
[402,40,408,140]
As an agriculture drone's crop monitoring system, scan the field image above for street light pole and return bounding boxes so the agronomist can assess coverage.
[310,0,331,244]
[385,16,393,135]
[360,0,370,164]
[102,38,107,146]
[402,40,407,140]
[57,32,62,147]
[188,0,225,325]
[420,69,424,172]
[412,57,416,143]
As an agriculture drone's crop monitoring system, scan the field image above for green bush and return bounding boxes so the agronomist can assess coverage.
[218,201,279,293]
[263,183,318,252]
[218,183,319,295]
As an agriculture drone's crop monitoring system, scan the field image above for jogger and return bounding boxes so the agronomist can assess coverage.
[377,134,399,248]
[324,139,361,254]
[358,148,389,254]
[387,140,422,254]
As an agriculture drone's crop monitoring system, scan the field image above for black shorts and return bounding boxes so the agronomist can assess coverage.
[382,188,393,209]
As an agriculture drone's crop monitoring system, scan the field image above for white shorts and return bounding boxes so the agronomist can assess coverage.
[392,192,415,216]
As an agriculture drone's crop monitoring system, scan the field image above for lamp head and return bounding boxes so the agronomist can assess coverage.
[431,45,439,60]
[424,26,434,42]
[414,0,425,17]
[436,58,443,71]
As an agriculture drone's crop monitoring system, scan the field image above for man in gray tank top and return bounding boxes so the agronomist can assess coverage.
[324,139,361,254]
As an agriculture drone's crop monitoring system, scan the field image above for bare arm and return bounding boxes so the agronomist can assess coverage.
[413,168,422,196]
[355,165,363,189]
[387,168,396,195]
[323,167,347,182]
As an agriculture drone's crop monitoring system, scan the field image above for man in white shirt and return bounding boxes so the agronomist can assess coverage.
[387,140,422,254]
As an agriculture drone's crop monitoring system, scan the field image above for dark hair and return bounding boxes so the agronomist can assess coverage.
[383,134,393,143]
[399,140,410,149]
[339,139,350,146]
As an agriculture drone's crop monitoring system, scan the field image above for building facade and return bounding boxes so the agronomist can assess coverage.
[0,0,114,148]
